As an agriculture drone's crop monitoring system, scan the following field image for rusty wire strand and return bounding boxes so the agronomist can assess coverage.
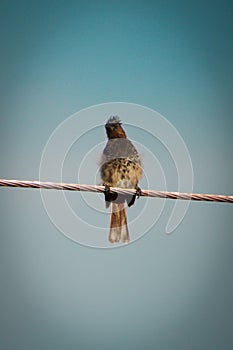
[0,178,232,203]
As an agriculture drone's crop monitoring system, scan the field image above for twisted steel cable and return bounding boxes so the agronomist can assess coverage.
[0,178,232,203]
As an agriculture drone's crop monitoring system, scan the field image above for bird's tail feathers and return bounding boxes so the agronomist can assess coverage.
[109,203,129,243]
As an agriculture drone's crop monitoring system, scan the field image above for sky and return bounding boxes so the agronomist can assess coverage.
[0,0,233,349]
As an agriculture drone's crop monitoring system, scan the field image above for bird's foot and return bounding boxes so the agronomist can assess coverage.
[127,186,141,207]
[104,184,118,208]
[136,186,142,199]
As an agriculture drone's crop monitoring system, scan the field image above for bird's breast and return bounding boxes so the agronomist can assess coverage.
[100,157,142,188]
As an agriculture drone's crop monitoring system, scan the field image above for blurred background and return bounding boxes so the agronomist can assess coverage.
[0,0,232,349]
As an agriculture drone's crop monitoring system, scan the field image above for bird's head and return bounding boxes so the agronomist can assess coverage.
[105,116,127,139]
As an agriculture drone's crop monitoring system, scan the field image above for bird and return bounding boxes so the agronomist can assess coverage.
[100,116,142,243]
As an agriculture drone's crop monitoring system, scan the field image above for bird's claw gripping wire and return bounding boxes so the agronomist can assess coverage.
[127,186,141,207]
[104,184,118,208]
[136,186,142,199]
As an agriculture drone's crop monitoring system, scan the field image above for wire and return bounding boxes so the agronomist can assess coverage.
[0,178,232,203]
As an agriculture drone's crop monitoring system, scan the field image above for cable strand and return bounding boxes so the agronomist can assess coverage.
[0,179,232,203]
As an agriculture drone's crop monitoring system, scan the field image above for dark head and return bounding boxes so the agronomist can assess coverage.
[105,116,127,139]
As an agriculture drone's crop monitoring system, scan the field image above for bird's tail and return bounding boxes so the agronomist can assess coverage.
[109,202,130,243]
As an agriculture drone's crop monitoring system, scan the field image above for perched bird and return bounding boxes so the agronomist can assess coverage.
[100,116,142,243]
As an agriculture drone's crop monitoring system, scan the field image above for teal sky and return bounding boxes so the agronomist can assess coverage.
[0,1,232,349]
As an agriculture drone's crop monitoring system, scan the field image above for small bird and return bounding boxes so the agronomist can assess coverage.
[100,116,142,243]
